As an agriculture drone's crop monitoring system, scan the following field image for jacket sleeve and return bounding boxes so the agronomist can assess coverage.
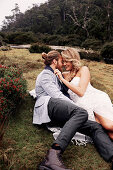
[40,72,73,103]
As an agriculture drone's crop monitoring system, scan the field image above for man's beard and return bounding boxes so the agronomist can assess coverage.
[56,65,62,72]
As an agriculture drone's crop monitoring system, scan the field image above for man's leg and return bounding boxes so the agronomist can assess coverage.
[39,98,88,170]
[48,98,88,151]
[78,120,113,162]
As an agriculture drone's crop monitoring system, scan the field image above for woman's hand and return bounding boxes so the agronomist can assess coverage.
[54,69,64,81]
[55,66,90,97]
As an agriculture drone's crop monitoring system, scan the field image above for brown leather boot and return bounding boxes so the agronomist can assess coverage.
[38,149,72,170]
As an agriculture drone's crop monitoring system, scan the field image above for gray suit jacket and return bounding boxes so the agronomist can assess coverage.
[33,67,73,124]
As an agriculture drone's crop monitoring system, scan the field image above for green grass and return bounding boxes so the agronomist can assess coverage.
[0,48,113,169]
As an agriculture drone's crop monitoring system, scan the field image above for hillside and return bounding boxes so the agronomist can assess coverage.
[1,0,113,50]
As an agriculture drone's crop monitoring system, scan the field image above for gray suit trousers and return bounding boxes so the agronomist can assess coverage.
[48,98,113,162]
[48,98,88,151]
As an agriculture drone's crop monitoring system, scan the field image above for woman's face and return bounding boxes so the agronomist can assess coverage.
[63,59,73,71]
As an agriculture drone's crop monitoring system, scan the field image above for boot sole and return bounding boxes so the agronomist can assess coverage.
[39,165,52,170]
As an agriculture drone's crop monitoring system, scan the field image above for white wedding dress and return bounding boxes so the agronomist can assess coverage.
[29,77,113,145]
[68,77,113,121]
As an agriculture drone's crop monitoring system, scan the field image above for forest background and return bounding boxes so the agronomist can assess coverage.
[0,0,113,51]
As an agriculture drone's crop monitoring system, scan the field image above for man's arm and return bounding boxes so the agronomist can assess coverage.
[40,72,73,103]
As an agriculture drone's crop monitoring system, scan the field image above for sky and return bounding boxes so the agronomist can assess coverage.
[0,0,48,29]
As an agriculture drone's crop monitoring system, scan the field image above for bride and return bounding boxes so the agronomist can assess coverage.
[54,48,113,140]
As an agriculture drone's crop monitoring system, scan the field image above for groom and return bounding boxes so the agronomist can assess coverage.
[33,50,113,170]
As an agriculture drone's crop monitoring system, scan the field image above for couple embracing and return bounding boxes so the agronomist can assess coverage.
[33,48,113,170]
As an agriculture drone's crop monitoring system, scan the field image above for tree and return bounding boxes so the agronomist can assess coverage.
[1,0,113,43]
[66,1,91,37]
[2,3,21,31]
[104,0,112,40]
[11,3,20,21]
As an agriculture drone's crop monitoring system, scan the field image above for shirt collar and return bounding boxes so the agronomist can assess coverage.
[45,65,54,73]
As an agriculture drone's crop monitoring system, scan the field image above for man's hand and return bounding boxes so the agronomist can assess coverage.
[54,69,64,81]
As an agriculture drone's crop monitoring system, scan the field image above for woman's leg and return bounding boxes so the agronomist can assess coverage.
[95,113,113,139]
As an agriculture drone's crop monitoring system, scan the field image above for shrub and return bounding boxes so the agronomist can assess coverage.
[81,38,103,50]
[0,65,22,79]
[0,65,27,105]
[42,34,82,46]
[29,43,51,53]
[0,76,27,106]
[5,32,37,45]
[0,96,14,120]
[14,33,37,45]
[0,96,13,141]
[0,33,7,47]
[0,65,8,78]
[43,35,58,45]
[80,50,101,62]
[0,64,27,140]
[100,42,113,64]
[66,34,82,46]
[0,36,3,47]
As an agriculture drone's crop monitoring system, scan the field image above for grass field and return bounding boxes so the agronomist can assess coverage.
[0,48,113,169]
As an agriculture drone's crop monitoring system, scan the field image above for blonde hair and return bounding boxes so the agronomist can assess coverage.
[61,48,81,77]
[42,50,60,65]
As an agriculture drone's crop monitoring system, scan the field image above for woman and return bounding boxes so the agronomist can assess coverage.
[54,48,113,140]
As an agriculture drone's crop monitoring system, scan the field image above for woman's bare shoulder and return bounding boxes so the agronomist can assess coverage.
[80,66,90,72]
[77,66,90,78]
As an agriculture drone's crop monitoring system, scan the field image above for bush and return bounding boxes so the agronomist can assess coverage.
[0,97,14,119]
[0,65,27,106]
[5,32,37,45]
[66,34,82,46]
[100,42,113,64]
[42,34,82,46]
[0,33,7,47]
[0,65,22,79]
[0,64,27,140]
[29,43,51,53]
[0,36,3,47]
[81,38,103,50]
[42,34,64,45]
[80,50,101,62]
[0,76,26,106]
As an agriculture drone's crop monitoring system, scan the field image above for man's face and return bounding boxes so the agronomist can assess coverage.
[63,59,73,71]
[56,55,63,72]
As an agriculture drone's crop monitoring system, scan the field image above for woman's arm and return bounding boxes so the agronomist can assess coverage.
[62,72,70,81]
[54,66,90,97]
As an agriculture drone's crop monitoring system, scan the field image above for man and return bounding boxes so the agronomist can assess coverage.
[33,50,113,170]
